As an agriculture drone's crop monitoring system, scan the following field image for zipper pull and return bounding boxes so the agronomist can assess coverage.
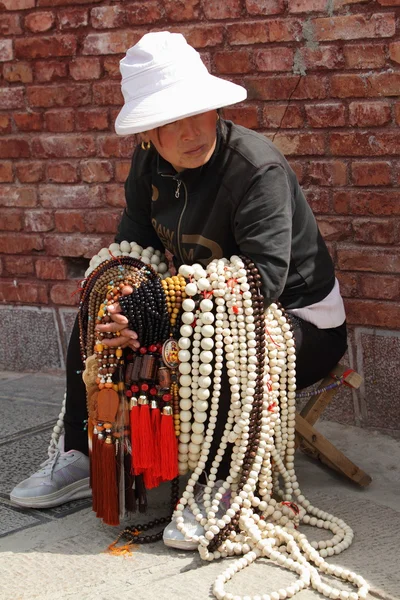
[175,179,182,199]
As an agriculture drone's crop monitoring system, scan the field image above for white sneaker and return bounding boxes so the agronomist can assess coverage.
[10,445,91,509]
[163,480,231,551]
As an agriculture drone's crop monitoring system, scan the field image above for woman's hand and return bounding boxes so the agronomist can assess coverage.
[95,285,140,350]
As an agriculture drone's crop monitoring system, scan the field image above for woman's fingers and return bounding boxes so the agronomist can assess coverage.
[101,329,139,348]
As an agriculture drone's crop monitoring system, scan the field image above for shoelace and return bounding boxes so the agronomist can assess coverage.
[38,450,73,479]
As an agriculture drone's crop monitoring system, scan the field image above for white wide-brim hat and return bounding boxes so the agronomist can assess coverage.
[115,32,247,136]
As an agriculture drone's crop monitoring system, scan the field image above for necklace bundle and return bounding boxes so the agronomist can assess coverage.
[78,242,368,599]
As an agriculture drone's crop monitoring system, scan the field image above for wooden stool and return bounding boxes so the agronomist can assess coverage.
[295,364,372,487]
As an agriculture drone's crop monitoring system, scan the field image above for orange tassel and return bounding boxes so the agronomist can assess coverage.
[160,408,178,482]
[101,437,119,526]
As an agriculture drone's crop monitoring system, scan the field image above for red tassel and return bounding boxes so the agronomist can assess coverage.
[101,437,119,526]
[160,409,178,482]
[143,406,162,489]
[129,401,141,475]
[93,435,104,519]
[136,402,154,472]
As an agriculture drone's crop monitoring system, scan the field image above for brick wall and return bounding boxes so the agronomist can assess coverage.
[0,1,399,433]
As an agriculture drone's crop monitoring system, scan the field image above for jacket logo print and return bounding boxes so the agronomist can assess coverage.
[181,234,223,265]
[152,219,177,255]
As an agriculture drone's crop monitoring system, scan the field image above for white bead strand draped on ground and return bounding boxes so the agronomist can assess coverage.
[174,256,369,600]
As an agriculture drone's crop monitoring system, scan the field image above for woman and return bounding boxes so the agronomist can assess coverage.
[10,32,347,548]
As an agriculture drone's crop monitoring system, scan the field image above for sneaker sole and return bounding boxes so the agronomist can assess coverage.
[10,477,91,509]
[163,536,199,551]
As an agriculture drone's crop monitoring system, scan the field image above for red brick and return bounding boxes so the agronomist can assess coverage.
[103,56,121,78]
[0,162,13,183]
[92,81,122,106]
[37,0,102,5]
[33,135,96,158]
[213,50,252,74]
[272,132,325,156]
[305,103,345,128]
[246,0,284,14]
[1,0,35,8]
[389,41,400,65]
[0,233,43,254]
[0,87,24,110]
[59,8,89,29]
[82,31,141,55]
[299,46,344,70]
[44,234,108,258]
[34,60,68,82]
[45,109,75,133]
[0,187,37,208]
[367,73,400,97]
[351,161,391,186]
[69,57,101,80]
[227,21,269,45]
[0,116,12,134]
[345,299,400,328]
[338,246,400,273]
[3,62,33,83]
[333,191,400,216]
[40,184,103,208]
[377,0,400,5]
[343,44,386,69]
[98,135,136,158]
[288,0,326,11]
[0,281,48,304]
[306,160,347,186]
[90,5,126,29]
[50,281,80,306]
[254,47,294,72]
[177,25,224,48]
[349,101,391,127]
[104,184,125,207]
[202,0,241,19]
[85,210,121,233]
[15,34,77,60]
[35,257,67,280]
[336,271,358,298]
[287,160,305,183]
[115,161,131,183]
[359,274,400,301]
[246,75,327,101]
[303,189,330,213]
[4,256,34,277]
[24,11,55,33]
[330,132,400,157]
[0,14,23,35]
[313,13,396,42]
[46,162,78,183]
[316,217,352,241]
[126,2,163,25]
[0,40,13,62]
[222,105,259,129]
[76,108,109,131]
[13,112,43,132]
[81,160,113,183]
[0,138,30,159]
[54,211,86,233]
[262,104,304,128]
[27,84,91,108]
[352,218,398,244]
[16,162,44,183]
[268,18,302,42]
[395,103,400,126]
[332,72,400,99]
[2,211,23,232]
[24,210,54,232]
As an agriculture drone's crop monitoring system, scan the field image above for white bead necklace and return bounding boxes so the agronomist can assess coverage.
[84,241,169,279]
[172,257,369,600]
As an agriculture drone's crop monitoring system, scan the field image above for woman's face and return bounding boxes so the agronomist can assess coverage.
[141,110,218,172]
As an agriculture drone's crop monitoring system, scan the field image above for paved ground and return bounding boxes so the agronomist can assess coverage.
[0,370,399,600]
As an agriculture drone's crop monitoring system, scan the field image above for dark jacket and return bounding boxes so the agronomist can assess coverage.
[116,120,335,309]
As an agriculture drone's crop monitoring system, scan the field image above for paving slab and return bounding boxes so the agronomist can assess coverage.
[0,371,399,600]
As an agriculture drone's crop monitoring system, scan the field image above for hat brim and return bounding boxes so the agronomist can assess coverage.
[115,74,247,135]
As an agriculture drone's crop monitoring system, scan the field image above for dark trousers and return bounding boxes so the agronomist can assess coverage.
[64,314,347,459]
